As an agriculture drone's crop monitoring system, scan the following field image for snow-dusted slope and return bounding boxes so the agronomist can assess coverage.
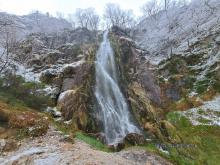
[183,96,220,126]
[0,12,72,39]
[134,0,220,63]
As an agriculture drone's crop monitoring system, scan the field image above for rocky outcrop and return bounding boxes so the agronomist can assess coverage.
[57,45,99,132]
[110,27,181,143]
[124,133,146,145]
[7,27,101,133]
[157,28,220,110]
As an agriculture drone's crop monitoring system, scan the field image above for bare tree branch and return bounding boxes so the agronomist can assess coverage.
[75,8,100,31]
[104,3,135,29]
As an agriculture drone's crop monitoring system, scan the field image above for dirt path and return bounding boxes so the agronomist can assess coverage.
[0,126,172,165]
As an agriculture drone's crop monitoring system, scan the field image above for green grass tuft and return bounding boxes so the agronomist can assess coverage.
[75,132,111,152]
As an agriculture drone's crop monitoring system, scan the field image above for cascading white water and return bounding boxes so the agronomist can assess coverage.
[95,31,140,145]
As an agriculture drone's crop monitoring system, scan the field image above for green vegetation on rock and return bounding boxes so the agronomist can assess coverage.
[0,100,49,139]
[0,74,53,111]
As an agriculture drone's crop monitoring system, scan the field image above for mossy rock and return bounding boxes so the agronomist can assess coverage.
[159,120,182,143]
[57,45,98,133]
[128,82,157,125]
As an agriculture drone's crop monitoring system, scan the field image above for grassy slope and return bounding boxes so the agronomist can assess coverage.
[165,112,220,165]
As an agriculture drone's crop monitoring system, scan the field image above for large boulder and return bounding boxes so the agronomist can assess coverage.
[124,133,146,145]
[56,45,98,132]
[108,143,125,152]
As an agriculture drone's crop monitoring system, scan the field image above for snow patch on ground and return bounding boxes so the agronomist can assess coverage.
[183,96,220,126]
[41,59,85,75]
[15,63,40,82]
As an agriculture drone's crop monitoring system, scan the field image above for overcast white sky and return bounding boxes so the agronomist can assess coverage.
[0,0,147,17]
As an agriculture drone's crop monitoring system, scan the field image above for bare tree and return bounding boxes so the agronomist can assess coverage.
[0,18,17,73]
[203,0,217,15]
[67,13,76,29]
[164,0,190,10]
[142,0,162,20]
[56,12,65,20]
[29,10,41,25]
[104,3,135,29]
[75,8,100,31]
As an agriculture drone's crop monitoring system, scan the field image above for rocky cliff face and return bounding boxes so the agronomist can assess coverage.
[109,27,181,143]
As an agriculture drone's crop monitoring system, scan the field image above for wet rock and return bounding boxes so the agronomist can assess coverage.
[32,64,43,72]
[144,122,159,139]
[124,133,146,145]
[140,71,161,104]
[128,82,157,125]
[46,107,62,118]
[108,143,125,152]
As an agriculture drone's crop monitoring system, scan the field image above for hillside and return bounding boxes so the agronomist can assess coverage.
[0,12,72,39]
[0,1,220,165]
[133,0,220,64]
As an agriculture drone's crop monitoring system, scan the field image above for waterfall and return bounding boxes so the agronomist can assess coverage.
[95,31,140,145]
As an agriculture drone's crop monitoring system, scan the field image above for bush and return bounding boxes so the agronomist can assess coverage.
[0,73,53,111]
